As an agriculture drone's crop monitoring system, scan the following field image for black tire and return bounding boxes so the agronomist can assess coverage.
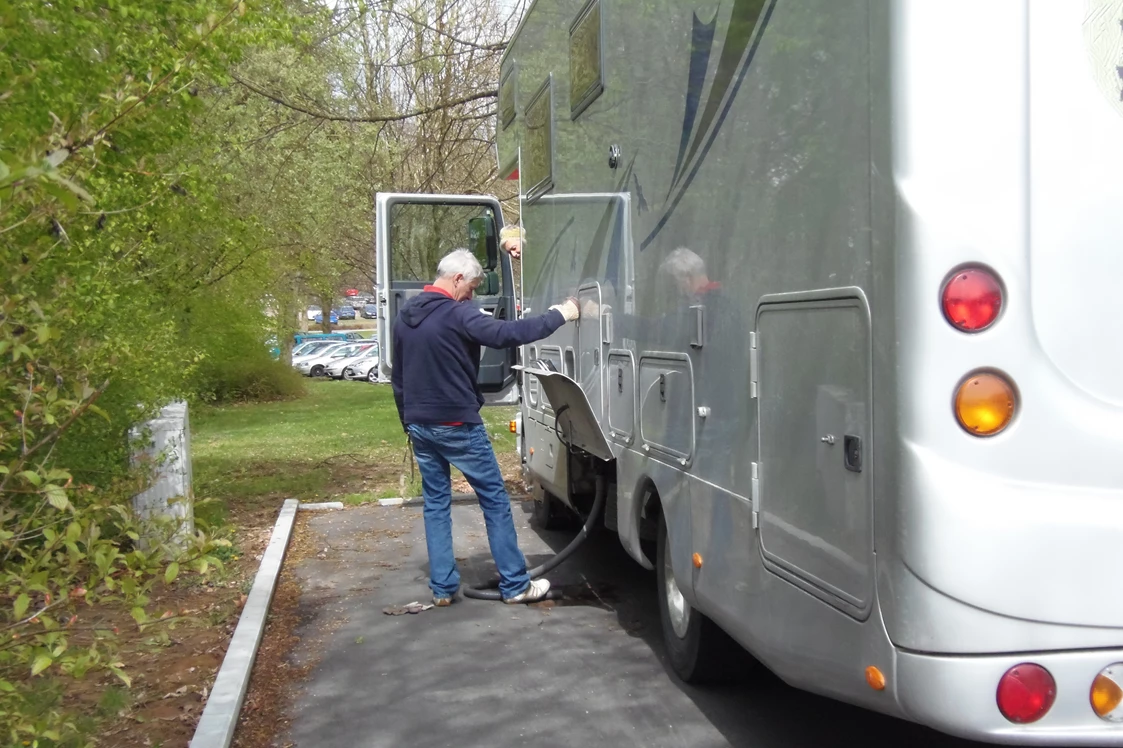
[311,365,324,377]
[656,511,736,683]
[532,490,565,530]
[367,367,378,384]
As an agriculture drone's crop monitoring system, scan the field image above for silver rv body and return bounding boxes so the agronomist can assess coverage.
[375,0,1123,743]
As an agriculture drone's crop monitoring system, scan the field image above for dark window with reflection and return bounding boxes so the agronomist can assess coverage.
[569,0,603,119]
[524,75,554,200]
[499,61,516,130]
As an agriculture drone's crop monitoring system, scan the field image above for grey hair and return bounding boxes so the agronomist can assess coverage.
[659,247,706,281]
[435,248,484,282]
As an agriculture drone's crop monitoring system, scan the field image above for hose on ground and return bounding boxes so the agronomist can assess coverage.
[463,474,606,602]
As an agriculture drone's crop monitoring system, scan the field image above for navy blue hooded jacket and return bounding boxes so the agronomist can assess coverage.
[391,290,566,426]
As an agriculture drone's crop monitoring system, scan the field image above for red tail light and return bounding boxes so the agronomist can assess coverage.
[941,266,1003,332]
[997,663,1056,723]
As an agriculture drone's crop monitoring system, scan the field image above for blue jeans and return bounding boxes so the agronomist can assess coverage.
[407,423,531,599]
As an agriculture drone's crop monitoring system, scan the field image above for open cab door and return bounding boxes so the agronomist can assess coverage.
[374,193,519,403]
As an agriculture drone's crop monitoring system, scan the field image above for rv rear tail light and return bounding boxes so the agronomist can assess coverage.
[955,371,1016,436]
[997,663,1056,724]
[1091,665,1123,722]
[509,420,518,433]
[942,266,1003,332]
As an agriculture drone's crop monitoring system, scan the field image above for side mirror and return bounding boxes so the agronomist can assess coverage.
[479,271,500,296]
[468,215,498,271]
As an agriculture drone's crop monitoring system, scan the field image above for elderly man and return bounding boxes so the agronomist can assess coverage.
[392,248,579,606]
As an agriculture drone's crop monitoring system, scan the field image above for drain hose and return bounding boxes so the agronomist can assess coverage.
[464,474,606,602]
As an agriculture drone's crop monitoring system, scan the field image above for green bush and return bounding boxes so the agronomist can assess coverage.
[194,354,305,403]
[185,289,305,404]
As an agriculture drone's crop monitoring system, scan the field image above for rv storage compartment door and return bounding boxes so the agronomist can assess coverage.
[375,193,518,397]
[520,365,614,462]
[756,294,873,620]
[607,351,635,445]
[638,354,695,465]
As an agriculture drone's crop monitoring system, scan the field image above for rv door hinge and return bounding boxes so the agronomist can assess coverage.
[750,461,760,529]
[749,331,759,399]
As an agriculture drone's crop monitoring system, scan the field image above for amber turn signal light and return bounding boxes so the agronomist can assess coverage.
[1092,665,1123,722]
[955,371,1016,436]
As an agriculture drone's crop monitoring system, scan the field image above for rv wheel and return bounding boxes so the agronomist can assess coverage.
[656,511,736,683]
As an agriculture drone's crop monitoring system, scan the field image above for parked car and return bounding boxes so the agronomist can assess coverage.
[292,341,327,358]
[361,303,377,319]
[292,342,347,367]
[337,306,356,321]
[323,344,378,379]
[306,305,322,321]
[313,310,339,325]
[343,349,381,382]
[296,342,371,377]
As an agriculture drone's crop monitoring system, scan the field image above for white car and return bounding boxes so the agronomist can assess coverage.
[292,340,332,358]
[324,344,379,379]
[305,305,322,321]
[292,341,346,365]
[343,350,381,382]
[296,342,374,377]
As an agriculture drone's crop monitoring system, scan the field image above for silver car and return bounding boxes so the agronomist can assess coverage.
[292,341,346,366]
[343,349,381,382]
[323,343,378,379]
[292,340,333,358]
[296,343,372,377]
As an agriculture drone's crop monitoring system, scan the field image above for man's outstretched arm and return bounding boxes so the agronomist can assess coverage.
[457,299,578,349]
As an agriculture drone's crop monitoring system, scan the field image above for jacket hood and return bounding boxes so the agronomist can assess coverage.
[399,292,455,328]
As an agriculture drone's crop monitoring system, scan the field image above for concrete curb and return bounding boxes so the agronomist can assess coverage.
[298,501,344,511]
[190,498,299,748]
[377,492,477,507]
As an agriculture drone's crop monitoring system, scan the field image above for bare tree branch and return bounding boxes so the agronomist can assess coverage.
[380,7,507,52]
[232,73,497,124]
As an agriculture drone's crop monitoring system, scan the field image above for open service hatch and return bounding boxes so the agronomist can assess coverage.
[517,362,614,462]
[374,193,519,403]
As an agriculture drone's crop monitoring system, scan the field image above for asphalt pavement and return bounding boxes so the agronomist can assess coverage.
[276,501,1009,748]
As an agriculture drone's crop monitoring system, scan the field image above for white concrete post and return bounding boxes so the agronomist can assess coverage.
[130,400,195,545]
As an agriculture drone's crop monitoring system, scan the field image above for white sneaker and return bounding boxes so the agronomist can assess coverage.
[503,578,551,604]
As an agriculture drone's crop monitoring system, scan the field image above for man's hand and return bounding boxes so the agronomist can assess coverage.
[549,297,580,322]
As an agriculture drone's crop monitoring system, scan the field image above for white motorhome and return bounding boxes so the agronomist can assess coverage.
[375,1,1123,743]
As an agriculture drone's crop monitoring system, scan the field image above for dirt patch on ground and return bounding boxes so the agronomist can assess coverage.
[54,501,284,747]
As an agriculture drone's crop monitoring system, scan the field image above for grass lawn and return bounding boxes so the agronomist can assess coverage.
[192,380,517,524]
